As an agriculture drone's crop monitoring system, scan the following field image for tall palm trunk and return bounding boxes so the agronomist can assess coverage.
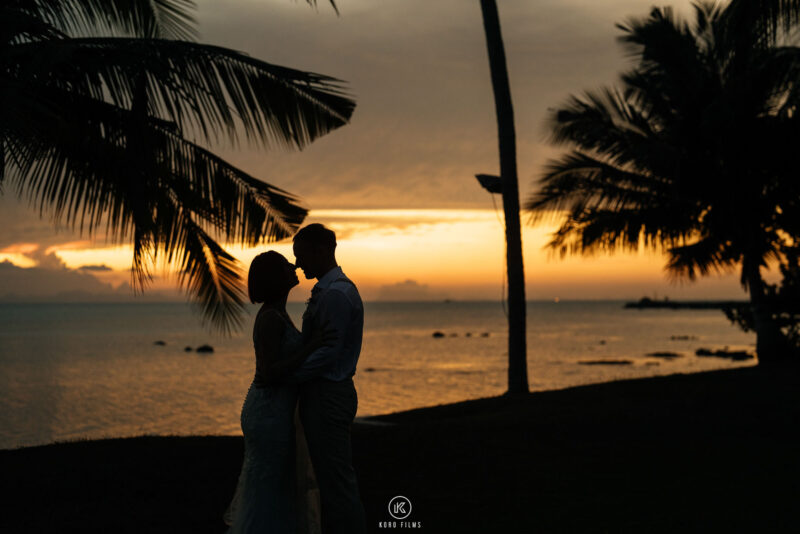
[479,0,529,395]
[742,258,788,364]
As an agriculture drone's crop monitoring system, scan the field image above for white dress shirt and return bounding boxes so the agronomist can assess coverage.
[290,266,364,383]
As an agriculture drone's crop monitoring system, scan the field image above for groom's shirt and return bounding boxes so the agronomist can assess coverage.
[290,266,364,383]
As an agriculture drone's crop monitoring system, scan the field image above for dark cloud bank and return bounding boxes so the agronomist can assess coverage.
[0,261,179,302]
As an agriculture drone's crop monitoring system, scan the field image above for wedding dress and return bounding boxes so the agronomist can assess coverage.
[224,310,322,533]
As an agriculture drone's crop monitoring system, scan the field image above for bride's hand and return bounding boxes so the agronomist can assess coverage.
[309,320,337,349]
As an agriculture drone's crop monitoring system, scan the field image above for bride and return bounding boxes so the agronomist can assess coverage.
[224,251,334,533]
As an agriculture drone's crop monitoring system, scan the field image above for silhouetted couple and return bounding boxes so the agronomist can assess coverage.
[224,224,368,534]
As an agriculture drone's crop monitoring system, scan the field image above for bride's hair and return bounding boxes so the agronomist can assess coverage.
[248,251,289,303]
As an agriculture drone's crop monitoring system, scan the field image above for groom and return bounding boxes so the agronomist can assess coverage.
[288,223,368,534]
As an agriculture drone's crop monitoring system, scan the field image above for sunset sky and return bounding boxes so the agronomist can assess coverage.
[0,0,756,302]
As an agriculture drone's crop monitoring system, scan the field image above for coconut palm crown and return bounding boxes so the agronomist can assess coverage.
[525,1,800,362]
[1,0,354,333]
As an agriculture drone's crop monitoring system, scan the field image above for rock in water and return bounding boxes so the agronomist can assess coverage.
[695,348,753,361]
[432,332,445,338]
[646,351,683,359]
[196,345,214,353]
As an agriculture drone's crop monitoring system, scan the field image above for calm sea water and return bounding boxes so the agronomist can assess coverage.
[0,301,755,449]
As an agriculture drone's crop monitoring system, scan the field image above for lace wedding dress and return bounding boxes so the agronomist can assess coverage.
[224,310,322,533]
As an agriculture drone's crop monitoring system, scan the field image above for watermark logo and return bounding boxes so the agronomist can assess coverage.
[378,495,422,529]
[388,496,412,520]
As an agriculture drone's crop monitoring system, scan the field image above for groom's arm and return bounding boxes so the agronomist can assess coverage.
[285,289,351,384]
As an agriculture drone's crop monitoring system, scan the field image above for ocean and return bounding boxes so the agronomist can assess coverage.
[0,300,755,450]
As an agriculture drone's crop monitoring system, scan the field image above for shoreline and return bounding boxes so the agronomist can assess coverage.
[2,365,797,532]
[624,297,750,309]
[1,362,758,452]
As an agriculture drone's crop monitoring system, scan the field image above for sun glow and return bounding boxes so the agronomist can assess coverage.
[2,209,747,300]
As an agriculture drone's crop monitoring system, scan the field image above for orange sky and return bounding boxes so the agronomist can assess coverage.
[0,1,753,302]
[0,209,753,301]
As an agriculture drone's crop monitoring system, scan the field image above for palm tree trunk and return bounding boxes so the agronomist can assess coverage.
[743,259,788,364]
[479,0,529,395]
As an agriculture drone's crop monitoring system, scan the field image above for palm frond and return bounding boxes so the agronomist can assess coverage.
[9,38,356,148]
[527,1,800,283]
[0,5,65,43]
[617,6,713,119]
[2,86,309,333]
[617,6,699,69]
[170,206,248,335]
[545,207,694,258]
[302,0,339,16]
[150,121,308,245]
[665,236,740,281]
[526,151,675,223]
[724,0,800,47]
[759,46,800,114]
[25,0,198,39]
[547,87,685,179]
[1,0,355,332]
[549,88,650,150]
[692,1,726,38]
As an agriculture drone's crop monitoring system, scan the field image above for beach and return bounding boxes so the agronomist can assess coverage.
[2,365,797,533]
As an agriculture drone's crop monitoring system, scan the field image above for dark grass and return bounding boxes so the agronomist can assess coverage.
[2,365,799,533]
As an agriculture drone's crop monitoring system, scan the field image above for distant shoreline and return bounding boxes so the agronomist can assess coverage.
[624,297,749,309]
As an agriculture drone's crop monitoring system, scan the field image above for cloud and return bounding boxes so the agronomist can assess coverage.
[0,239,95,270]
[376,279,447,301]
[0,0,714,303]
[0,260,113,300]
[0,261,180,302]
[190,0,696,210]
[26,249,67,270]
[77,264,113,272]
[0,0,695,249]
[0,243,39,255]
[304,209,495,240]
[0,195,81,250]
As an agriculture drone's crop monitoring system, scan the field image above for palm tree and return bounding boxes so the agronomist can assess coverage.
[1,0,353,333]
[479,0,529,394]
[525,1,800,364]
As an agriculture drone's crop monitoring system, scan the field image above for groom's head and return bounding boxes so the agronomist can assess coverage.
[292,224,337,280]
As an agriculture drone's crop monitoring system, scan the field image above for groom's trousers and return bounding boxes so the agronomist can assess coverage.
[298,377,368,534]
